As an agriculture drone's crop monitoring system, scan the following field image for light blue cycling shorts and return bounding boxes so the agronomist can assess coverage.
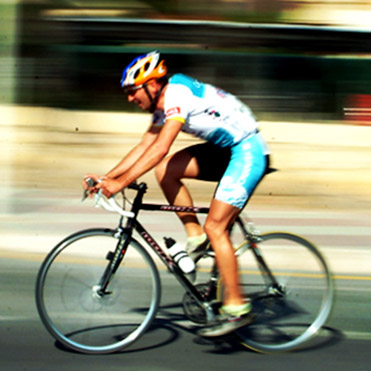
[214,132,268,209]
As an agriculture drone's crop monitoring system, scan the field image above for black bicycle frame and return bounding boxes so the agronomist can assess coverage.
[115,183,215,308]
[109,182,278,307]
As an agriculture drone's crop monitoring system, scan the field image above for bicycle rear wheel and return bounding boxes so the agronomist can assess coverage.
[35,228,161,354]
[219,232,334,353]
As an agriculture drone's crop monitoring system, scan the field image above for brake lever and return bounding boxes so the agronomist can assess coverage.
[81,189,89,202]
[81,177,97,201]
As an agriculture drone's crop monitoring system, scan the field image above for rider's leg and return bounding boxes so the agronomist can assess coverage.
[206,136,267,308]
[155,147,204,238]
[203,199,245,307]
[198,136,267,337]
[197,198,254,337]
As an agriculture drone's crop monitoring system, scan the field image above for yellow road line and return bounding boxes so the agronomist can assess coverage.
[332,274,371,281]
[2,249,371,281]
[198,267,371,281]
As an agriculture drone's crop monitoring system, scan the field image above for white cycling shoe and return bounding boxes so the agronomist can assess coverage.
[198,302,254,338]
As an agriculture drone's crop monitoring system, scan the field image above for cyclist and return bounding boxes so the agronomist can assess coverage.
[84,51,270,337]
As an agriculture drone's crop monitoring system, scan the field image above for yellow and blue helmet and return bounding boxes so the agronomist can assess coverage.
[121,51,167,90]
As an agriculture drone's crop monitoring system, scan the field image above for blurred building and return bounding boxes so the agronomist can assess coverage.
[279,0,371,29]
[31,1,371,28]
[1,0,371,122]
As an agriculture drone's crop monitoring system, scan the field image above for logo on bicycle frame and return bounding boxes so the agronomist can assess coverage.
[160,205,200,213]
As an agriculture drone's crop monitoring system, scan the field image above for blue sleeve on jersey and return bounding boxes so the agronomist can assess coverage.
[170,74,205,98]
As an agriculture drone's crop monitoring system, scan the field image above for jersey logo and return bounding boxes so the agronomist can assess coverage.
[166,107,181,118]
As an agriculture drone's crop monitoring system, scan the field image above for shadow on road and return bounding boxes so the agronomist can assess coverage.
[53,302,344,356]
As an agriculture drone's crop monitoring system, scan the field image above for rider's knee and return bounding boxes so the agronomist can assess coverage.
[204,219,224,240]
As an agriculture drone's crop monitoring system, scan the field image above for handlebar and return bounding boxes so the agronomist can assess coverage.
[83,177,135,219]
[95,193,135,218]
[84,178,139,190]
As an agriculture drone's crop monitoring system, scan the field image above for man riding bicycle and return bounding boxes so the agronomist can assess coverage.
[84,51,270,337]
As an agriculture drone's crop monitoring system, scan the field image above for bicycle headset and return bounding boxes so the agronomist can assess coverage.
[121,51,168,113]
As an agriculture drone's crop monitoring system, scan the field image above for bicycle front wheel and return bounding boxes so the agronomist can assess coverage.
[220,232,334,353]
[35,228,161,354]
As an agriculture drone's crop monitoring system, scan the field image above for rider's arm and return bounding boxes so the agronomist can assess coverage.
[98,119,183,197]
[105,124,161,179]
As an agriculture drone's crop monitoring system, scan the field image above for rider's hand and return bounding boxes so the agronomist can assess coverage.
[96,178,123,198]
[83,174,101,197]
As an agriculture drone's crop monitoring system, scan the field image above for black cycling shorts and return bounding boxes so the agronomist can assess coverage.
[185,142,231,182]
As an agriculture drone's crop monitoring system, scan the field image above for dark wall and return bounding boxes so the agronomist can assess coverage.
[15,3,371,121]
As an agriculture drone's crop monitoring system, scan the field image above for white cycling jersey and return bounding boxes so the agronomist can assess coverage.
[152,73,258,147]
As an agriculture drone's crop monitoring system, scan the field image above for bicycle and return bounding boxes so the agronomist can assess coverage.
[35,180,334,354]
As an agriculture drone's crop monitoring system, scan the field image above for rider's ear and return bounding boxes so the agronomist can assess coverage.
[147,79,159,91]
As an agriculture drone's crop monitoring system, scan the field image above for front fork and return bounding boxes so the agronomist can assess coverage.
[95,227,131,297]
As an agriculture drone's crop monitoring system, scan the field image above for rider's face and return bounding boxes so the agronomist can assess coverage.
[126,86,151,111]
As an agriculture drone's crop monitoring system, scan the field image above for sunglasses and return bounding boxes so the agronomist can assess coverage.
[123,85,144,95]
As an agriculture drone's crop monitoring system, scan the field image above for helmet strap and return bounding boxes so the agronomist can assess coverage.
[143,81,167,113]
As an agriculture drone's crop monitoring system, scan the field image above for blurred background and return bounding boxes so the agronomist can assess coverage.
[1,5,370,366]
[3,0,371,117]
[1,0,371,210]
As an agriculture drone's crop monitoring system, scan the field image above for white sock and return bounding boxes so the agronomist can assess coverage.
[221,302,252,317]
[186,233,208,248]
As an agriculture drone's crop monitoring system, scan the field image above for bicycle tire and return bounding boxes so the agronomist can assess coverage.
[218,231,334,353]
[35,228,161,354]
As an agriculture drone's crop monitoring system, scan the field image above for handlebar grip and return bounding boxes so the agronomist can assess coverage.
[85,177,97,187]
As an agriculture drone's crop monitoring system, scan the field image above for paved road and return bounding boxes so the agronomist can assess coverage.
[0,257,370,371]
[1,190,370,370]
